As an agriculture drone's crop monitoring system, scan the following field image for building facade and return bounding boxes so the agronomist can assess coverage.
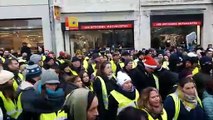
[60,0,213,54]
[141,0,213,50]
[0,0,53,53]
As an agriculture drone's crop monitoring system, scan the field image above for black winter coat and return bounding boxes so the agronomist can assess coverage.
[129,61,156,93]
[154,67,178,100]
[93,75,118,120]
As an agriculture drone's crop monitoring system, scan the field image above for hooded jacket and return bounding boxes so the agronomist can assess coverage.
[64,88,89,120]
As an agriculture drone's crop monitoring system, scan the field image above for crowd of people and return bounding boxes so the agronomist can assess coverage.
[0,43,213,120]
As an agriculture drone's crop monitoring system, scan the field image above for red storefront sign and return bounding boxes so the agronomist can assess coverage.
[152,21,202,27]
[80,23,133,30]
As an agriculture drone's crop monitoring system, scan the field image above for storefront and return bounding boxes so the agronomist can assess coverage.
[150,14,203,49]
[0,19,43,53]
[62,20,134,54]
[0,0,52,54]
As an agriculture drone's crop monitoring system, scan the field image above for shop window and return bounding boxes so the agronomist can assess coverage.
[70,29,134,52]
[0,19,43,53]
[151,26,199,50]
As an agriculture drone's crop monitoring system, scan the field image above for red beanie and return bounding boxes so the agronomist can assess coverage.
[143,56,157,69]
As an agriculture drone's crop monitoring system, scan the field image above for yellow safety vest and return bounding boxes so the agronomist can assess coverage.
[169,93,203,120]
[110,90,139,114]
[69,69,78,76]
[0,92,22,119]
[18,73,24,81]
[83,57,89,70]
[192,67,199,75]
[0,57,5,63]
[110,60,117,74]
[14,73,24,86]
[13,80,19,91]
[162,61,170,70]
[153,74,159,90]
[40,110,67,120]
[142,108,168,120]
[42,55,46,62]
[119,62,124,69]
[132,60,137,69]
[96,76,108,110]
[88,83,94,91]
[57,59,65,65]
[92,63,97,73]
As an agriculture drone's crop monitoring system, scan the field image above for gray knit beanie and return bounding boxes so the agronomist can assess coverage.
[41,70,60,85]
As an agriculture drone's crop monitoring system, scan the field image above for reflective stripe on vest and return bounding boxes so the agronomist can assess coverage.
[110,60,117,74]
[69,69,78,76]
[97,76,108,110]
[119,62,124,69]
[42,56,46,61]
[92,63,97,72]
[192,67,199,75]
[169,93,203,120]
[13,80,19,91]
[57,59,65,64]
[0,92,22,119]
[40,110,67,120]
[143,108,168,120]
[83,57,89,70]
[18,73,24,81]
[153,74,159,90]
[0,57,5,63]
[110,90,139,114]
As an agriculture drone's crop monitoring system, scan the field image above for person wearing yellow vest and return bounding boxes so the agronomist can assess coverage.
[36,70,66,120]
[70,56,84,76]
[183,52,199,75]
[79,70,94,91]
[0,70,22,120]
[110,51,121,75]
[93,61,118,120]
[138,87,167,120]
[3,58,24,85]
[87,53,101,77]
[107,71,139,120]
[164,74,205,120]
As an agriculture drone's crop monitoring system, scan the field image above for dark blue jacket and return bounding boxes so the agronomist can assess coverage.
[164,96,205,120]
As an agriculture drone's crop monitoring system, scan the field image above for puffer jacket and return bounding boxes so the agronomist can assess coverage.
[202,90,213,120]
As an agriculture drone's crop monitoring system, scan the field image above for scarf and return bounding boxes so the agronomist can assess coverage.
[176,87,198,111]
[37,83,64,100]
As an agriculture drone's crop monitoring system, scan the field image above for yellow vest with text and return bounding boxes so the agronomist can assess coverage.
[110,89,139,114]
[169,93,203,120]
[143,108,168,120]
[0,92,22,119]
[40,110,67,120]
